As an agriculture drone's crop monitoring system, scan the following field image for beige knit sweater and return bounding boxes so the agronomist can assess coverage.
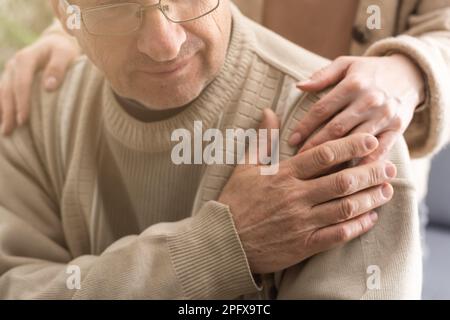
[0,6,425,299]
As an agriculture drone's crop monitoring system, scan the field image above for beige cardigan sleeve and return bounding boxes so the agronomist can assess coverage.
[0,92,260,299]
[365,1,450,158]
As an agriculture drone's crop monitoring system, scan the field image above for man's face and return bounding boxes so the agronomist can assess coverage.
[57,0,231,110]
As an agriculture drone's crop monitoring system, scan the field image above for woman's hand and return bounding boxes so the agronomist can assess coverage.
[0,33,80,135]
[289,54,425,164]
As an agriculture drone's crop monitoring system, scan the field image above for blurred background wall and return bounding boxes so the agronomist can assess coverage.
[0,0,53,69]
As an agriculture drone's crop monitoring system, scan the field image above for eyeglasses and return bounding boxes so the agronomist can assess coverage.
[60,0,221,36]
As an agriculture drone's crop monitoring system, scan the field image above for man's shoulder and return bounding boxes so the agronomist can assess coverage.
[31,56,103,122]
[243,15,330,81]
[237,14,329,127]
[27,56,104,170]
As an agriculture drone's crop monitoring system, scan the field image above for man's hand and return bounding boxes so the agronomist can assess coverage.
[0,33,80,135]
[289,55,425,164]
[219,109,397,275]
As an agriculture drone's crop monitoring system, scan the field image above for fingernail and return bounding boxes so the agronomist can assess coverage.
[370,211,378,222]
[365,136,378,150]
[385,163,397,178]
[45,76,57,90]
[288,132,302,146]
[382,184,393,198]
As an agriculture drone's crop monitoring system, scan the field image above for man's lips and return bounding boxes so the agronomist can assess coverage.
[139,57,193,76]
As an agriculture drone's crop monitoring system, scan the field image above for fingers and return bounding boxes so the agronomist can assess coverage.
[312,183,393,228]
[306,159,397,204]
[308,211,378,254]
[12,55,38,126]
[288,133,378,180]
[288,80,355,147]
[297,56,354,92]
[235,109,280,172]
[0,69,17,136]
[0,85,3,124]
[42,50,73,91]
[359,131,400,165]
[257,109,280,168]
[298,103,369,153]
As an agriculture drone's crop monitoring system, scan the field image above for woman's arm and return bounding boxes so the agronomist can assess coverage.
[289,1,450,160]
[364,1,450,158]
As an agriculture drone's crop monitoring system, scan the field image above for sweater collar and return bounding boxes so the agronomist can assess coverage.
[102,6,255,153]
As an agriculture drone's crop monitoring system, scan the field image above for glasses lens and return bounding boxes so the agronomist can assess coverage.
[161,0,220,22]
[83,3,141,35]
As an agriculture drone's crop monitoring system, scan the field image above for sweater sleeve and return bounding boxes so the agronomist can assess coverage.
[0,123,260,299]
[364,1,450,158]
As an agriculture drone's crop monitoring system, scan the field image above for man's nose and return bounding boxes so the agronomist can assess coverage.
[137,9,187,62]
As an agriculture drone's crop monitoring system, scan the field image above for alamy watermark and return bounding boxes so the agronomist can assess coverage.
[367,5,382,30]
[66,264,81,290]
[171,121,280,175]
[366,265,381,290]
[63,4,81,30]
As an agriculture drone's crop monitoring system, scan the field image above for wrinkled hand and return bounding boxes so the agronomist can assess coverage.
[219,109,397,275]
[0,34,80,135]
[289,55,425,164]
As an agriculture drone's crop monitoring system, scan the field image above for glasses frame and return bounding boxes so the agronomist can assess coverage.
[59,0,221,36]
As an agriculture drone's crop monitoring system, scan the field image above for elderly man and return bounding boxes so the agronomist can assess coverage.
[0,0,422,299]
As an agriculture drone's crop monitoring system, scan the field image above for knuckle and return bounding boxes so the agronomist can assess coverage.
[339,198,357,220]
[285,160,302,179]
[336,225,352,242]
[369,163,385,184]
[313,68,327,80]
[347,136,363,157]
[335,173,356,195]
[307,231,322,248]
[368,192,380,208]
[312,103,328,117]
[329,122,346,137]
[313,145,335,167]
[381,102,396,119]
[364,90,385,107]
[284,188,302,206]
[390,116,403,131]
[357,218,368,234]
[346,75,367,92]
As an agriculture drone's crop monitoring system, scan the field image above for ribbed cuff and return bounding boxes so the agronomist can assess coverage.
[364,35,450,158]
[167,201,262,299]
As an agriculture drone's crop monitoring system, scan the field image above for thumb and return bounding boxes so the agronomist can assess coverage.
[297,57,353,92]
[237,109,280,170]
[257,108,280,163]
[259,108,280,131]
